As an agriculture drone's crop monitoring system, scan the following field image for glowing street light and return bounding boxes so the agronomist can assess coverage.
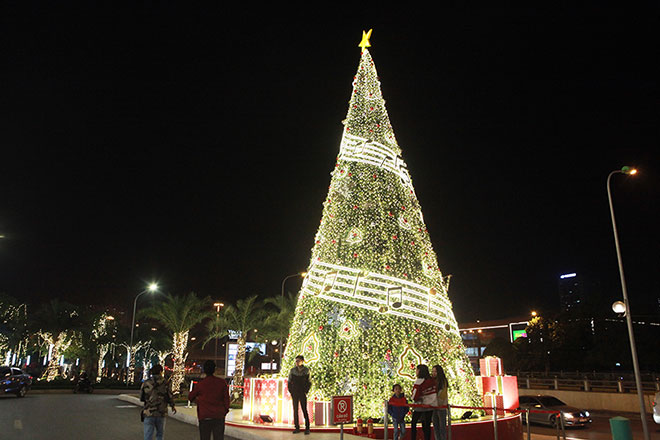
[607,166,649,440]
[611,301,626,315]
[531,311,537,317]
[128,282,159,386]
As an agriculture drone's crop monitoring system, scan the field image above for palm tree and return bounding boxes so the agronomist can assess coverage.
[139,292,212,394]
[215,295,265,393]
[262,291,298,353]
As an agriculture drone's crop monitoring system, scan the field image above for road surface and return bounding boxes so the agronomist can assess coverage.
[0,392,229,440]
[529,410,660,439]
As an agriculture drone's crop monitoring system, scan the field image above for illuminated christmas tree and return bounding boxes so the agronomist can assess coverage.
[282,30,481,417]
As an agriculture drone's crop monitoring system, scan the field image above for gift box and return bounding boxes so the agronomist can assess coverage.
[242,377,314,424]
[479,356,502,377]
[314,401,331,426]
[483,392,505,416]
[480,375,519,411]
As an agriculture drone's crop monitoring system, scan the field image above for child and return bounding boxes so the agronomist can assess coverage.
[388,384,409,440]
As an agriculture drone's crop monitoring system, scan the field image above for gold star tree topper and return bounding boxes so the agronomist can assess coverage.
[358,29,373,51]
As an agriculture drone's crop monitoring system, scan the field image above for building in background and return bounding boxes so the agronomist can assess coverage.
[558,272,583,312]
[459,317,530,371]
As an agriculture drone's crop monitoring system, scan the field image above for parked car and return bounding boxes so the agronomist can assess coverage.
[1,366,32,397]
[518,395,592,427]
[653,392,660,425]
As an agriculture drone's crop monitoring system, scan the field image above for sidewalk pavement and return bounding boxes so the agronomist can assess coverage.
[118,395,563,440]
[117,394,363,440]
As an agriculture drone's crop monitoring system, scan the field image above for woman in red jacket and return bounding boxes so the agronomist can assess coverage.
[410,364,437,440]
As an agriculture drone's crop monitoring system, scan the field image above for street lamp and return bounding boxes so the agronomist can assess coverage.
[280,272,307,371]
[611,301,626,315]
[607,166,649,440]
[128,282,159,385]
[213,302,225,361]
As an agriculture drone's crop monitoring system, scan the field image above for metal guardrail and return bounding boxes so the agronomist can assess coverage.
[518,375,660,393]
[516,370,660,382]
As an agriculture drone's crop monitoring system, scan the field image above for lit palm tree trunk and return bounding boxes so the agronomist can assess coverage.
[96,343,109,383]
[142,356,151,381]
[127,345,138,384]
[233,333,247,392]
[170,330,189,394]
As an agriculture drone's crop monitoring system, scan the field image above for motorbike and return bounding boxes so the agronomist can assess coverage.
[73,375,94,393]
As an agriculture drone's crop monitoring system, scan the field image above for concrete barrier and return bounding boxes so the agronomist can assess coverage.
[518,388,655,414]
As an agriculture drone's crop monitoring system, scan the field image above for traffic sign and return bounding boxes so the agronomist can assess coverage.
[332,395,353,425]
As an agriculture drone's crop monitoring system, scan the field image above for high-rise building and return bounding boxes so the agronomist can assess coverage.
[559,272,584,312]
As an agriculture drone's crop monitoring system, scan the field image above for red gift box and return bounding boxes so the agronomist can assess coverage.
[480,375,519,411]
[483,393,505,416]
[479,356,502,377]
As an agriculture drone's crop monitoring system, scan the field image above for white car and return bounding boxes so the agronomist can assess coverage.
[653,392,660,425]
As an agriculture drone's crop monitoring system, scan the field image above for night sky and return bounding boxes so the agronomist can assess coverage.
[1,5,658,322]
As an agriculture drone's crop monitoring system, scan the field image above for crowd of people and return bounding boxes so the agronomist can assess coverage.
[393,364,449,440]
[139,356,448,440]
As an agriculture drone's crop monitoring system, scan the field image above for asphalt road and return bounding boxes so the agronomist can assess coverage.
[529,411,660,440]
[0,392,229,440]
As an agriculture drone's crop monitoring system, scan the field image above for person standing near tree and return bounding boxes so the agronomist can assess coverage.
[189,360,230,440]
[431,364,449,440]
[141,364,176,440]
[287,355,311,435]
[410,364,436,440]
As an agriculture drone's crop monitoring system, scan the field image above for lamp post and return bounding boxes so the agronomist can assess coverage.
[213,302,224,362]
[279,272,306,371]
[607,166,649,440]
[127,282,159,385]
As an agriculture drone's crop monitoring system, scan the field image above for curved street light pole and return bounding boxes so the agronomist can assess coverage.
[607,167,649,440]
[213,302,224,362]
[127,282,159,386]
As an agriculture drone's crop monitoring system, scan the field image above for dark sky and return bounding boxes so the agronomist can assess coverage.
[1,5,658,322]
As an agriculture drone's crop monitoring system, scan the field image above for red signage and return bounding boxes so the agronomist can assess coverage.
[332,395,353,424]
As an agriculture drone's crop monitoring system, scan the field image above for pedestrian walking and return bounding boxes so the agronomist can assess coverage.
[140,364,176,440]
[431,365,449,440]
[287,355,311,434]
[189,360,230,440]
[410,364,436,440]
[387,384,409,440]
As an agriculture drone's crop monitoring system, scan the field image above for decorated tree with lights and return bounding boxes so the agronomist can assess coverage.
[33,300,79,381]
[280,31,481,417]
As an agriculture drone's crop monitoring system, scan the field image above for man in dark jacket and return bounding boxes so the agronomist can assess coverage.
[287,355,311,434]
[189,360,230,440]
